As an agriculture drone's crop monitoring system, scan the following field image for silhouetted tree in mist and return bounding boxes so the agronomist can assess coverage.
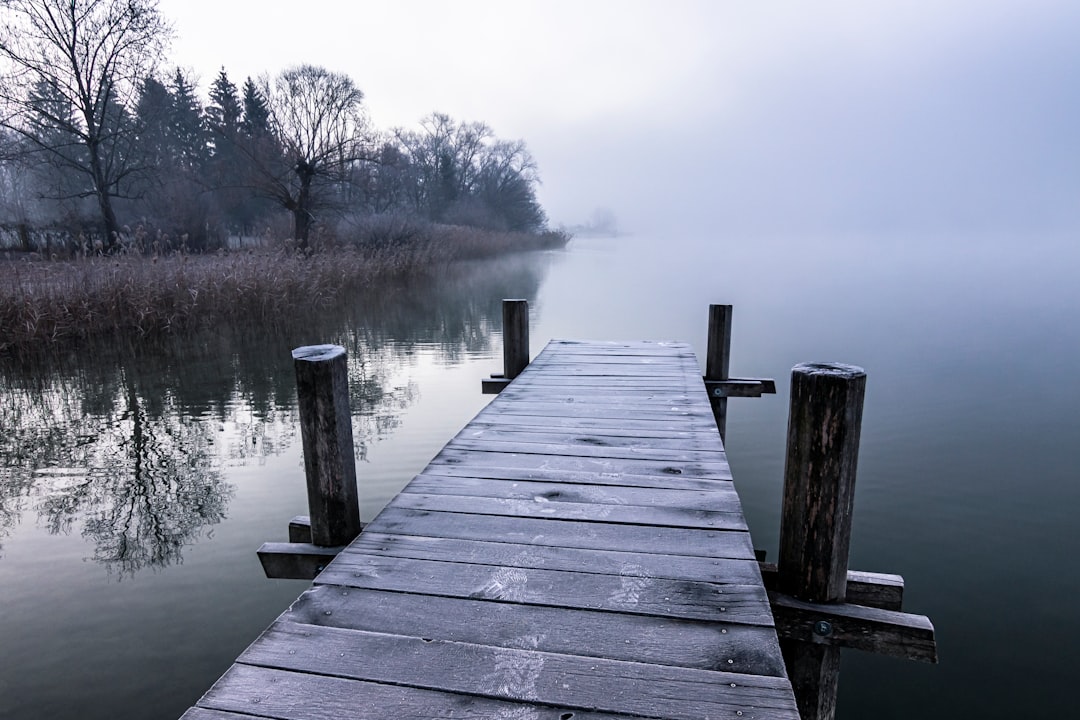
[0,0,173,250]
[259,64,370,248]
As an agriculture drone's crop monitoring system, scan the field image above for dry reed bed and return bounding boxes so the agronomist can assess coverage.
[0,225,569,354]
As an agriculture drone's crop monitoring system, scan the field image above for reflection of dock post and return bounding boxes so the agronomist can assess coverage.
[482,299,530,394]
[777,362,865,720]
[292,344,361,547]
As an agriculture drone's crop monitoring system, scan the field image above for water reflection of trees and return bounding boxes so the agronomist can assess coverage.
[0,251,551,575]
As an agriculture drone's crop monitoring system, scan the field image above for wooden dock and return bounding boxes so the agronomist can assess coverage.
[182,339,799,719]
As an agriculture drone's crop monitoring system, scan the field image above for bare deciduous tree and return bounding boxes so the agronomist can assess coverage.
[259,64,369,248]
[0,0,171,250]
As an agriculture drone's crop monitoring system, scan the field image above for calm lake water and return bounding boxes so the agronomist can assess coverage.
[1,232,1077,718]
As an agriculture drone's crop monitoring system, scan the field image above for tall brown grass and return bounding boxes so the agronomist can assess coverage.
[0,222,570,354]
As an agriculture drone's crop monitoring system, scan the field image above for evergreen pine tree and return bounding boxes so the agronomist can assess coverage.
[206,67,241,141]
[240,77,270,136]
[135,76,172,170]
[169,68,206,170]
[204,67,250,232]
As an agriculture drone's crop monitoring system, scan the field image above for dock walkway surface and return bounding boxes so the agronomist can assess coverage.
[182,339,799,720]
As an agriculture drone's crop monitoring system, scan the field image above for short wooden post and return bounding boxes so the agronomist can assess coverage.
[705,304,733,441]
[292,344,361,547]
[503,299,529,380]
[777,362,866,720]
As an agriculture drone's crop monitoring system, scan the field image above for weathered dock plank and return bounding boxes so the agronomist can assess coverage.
[183,339,797,719]
[402,473,742,507]
[287,584,788,674]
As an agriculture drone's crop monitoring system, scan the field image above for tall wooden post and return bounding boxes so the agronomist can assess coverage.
[503,299,530,380]
[292,344,361,547]
[777,362,866,720]
[705,304,733,441]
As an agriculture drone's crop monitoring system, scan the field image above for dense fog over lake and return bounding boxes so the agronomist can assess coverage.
[163,0,1080,239]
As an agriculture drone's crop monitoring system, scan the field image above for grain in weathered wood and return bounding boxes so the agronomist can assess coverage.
[445,437,727,464]
[403,474,740,510]
[199,664,654,720]
[463,412,721,433]
[481,400,715,421]
[418,465,731,491]
[514,364,696,377]
[345,532,765,584]
[429,446,733,481]
[292,345,361,547]
[286,584,789,675]
[495,389,701,405]
[455,422,727,444]
[536,339,696,353]
[778,363,866,602]
[368,507,754,558]
[527,351,697,365]
[318,552,774,625]
[390,491,748,530]
[541,344,694,353]
[238,621,799,720]
[535,352,698,363]
[777,362,866,720]
[534,346,699,358]
[534,346,693,356]
[451,418,721,442]
[504,375,702,388]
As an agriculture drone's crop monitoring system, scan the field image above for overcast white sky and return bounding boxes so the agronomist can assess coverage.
[160,0,1080,236]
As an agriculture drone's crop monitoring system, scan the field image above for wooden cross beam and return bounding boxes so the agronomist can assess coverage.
[703,305,776,440]
[257,516,365,580]
[703,377,777,398]
[759,562,904,611]
[481,373,512,394]
[759,559,935,662]
[768,591,937,664]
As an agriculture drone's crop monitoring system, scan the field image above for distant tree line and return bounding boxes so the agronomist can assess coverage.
[0,0,548,254]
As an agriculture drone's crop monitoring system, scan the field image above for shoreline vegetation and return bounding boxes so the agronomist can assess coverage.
[0,220,569,356]
[0,1,573,358]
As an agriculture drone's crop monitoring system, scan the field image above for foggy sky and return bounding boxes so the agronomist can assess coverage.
[161,0,1080,236]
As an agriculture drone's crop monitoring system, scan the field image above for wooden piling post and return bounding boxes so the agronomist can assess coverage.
[292,344,362,547]
[705,304,733,441]
[502,299,529,380]
[777,362,866,720]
